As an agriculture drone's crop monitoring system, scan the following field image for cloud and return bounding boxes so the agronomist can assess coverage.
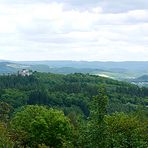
[1,0,148,12]
[0,1,148,61]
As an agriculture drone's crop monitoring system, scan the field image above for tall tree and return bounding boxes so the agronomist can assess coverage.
[80,86,109,147]
[10,105,73,147]
[90,86,108,147]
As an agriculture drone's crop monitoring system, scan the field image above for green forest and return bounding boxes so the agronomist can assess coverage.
[0,72,147,147]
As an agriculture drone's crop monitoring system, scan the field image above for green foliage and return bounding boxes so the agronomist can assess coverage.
[28,88,49,105]
[1,89,28,108]
[90,86,108,122]
[105,112,148,148]
[79,89,148,148]
[0,101,12,123]
[89,87,108,147]
[0,73,148,115]
[79,86,109,147]
[0,122,14,147]
[0,73,147,147]
[10,105,73,147]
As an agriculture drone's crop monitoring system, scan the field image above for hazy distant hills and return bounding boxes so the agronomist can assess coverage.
[0,61,106,75]
[132,75,148,82]
[129,75,148,87]
[16,61,148,71]
[0,60,148,81]
[0,62,16,73]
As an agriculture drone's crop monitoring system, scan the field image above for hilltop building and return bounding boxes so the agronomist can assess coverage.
[18,69,32,76]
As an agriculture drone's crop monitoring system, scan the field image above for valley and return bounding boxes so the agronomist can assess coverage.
[1,60,148,87]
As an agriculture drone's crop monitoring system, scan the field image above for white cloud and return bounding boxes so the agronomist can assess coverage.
[0,1,148,61]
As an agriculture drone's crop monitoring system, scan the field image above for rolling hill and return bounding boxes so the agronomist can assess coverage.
[0,61,148,82]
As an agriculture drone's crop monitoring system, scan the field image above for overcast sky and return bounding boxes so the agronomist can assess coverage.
[0,0,148,61]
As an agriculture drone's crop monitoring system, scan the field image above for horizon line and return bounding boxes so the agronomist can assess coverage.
[1,59,148,62]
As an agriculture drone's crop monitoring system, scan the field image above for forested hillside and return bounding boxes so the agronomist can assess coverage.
[1,61,148,82]
[0,72,147,147]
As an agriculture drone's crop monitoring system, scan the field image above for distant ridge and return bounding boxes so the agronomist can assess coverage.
[15,61,148,71]
[133,75,148,82]
[1,61,148,70]
[0,61,148,80]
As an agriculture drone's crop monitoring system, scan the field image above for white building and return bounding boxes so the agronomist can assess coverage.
[19,69,32,76]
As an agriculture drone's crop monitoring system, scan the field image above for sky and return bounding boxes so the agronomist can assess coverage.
[0,0,148,61]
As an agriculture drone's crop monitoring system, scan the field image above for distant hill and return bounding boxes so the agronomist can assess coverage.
[0,62,17,74]
[16,61,148,71]
[0,61,148,81]
[0,61,106,75]
[133,75,148,82]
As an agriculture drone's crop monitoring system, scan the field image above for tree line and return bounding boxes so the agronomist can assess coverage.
[0,72,147,147]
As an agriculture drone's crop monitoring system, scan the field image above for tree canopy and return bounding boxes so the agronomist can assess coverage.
[0,72,147,147]
[10,105,73,147]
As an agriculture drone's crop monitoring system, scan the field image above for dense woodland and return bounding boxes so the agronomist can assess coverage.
[0,72,147,147]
